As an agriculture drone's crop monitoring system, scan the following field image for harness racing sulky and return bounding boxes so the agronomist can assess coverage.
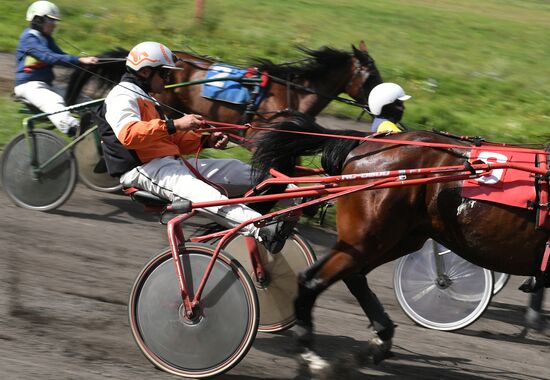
[117,114,550,378]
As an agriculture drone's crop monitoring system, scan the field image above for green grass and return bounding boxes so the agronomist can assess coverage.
[1,0,548,146]
[1,1,549,141]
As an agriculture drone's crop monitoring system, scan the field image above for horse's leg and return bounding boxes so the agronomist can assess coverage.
[342,231,427,345]
[293,248,362,373]
[342,274,395,364]
[343,274,393,340]
[293,252,334,348]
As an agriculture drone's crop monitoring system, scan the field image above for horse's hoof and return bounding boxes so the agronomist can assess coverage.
[519,277,538,293]
[298,348,330,373]
[525,308,549,332]
[370,337,393,364]
[355,337,393,365]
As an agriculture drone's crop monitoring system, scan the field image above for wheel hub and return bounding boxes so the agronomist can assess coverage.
[435,274,452,289]
[178,303,202,325]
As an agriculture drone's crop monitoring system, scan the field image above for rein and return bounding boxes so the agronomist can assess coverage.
[198,120,549,155]
[162,72,368,110]
[266,74,370,110]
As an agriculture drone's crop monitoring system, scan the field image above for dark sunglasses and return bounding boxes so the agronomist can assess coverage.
[157,68,172,81]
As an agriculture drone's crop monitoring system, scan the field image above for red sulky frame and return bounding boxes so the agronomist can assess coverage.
[161,157,547,320]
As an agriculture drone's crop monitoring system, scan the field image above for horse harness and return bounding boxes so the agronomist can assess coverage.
[532,147,550,284]
[240,57,374,125]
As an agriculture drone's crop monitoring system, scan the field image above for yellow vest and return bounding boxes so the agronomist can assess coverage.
[376,120,402,133]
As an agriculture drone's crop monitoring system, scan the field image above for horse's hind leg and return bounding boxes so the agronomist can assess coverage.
[294,246,363,347]
[343,273,394,363]
[343,274,394,340]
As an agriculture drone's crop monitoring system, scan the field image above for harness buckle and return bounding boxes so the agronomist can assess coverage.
[463,160,477,175]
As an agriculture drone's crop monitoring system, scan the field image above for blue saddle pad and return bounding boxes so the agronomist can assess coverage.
[202,64,251,105]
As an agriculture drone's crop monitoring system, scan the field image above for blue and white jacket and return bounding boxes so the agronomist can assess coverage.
[15,28,80,86]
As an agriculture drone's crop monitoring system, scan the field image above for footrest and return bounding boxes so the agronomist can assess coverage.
[130,190,170,207]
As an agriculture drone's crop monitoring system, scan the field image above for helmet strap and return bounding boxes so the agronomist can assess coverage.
[124,69,152,93]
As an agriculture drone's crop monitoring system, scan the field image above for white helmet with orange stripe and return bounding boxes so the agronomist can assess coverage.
[126,41,176,72]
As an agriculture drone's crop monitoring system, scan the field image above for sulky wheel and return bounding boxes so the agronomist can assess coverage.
[492,271,510,295]
[129,243,259,378]
[1,129,77,211]
[393,239,493,331]
[73,126,121,193]
[223,232,316,332]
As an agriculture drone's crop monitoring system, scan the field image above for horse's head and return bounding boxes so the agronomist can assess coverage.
[346,41,383,106]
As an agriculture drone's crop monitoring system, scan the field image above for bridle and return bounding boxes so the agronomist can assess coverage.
[260,50,377,120]
[346,50,379,106]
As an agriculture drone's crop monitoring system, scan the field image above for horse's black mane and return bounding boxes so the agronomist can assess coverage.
[65,48,129,105]
[252,47,352,80]
[251,114,366,182]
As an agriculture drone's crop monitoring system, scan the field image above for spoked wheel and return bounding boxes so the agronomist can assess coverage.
[1,130,77,211]
[223,232,316,332]
[73,126,121,193]
[129,243,259,378]
[393,239,493,331]
[493,272,510,295]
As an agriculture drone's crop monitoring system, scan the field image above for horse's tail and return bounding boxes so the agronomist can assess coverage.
[65,48,129,105]
[251,114,365,183]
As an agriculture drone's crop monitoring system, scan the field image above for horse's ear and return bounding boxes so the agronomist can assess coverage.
[359,40,368,52]
[351,44,359,55]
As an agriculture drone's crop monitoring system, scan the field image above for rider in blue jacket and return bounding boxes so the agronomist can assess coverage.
[14,1,98,137]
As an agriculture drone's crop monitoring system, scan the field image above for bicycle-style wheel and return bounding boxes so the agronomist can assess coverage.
[493,272,510,295]
[223,232,316,332]
[393,239,493,331]
[129,243,259,378]
[1,130,77,211]
[73,127,121,193]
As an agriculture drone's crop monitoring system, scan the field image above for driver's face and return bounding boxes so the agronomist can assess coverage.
[150,69,169,93]
[42,17,57,36]
[380,100,405,122]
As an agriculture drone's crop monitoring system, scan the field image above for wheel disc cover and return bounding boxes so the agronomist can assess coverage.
[224,234,314,329]
[135,252,253,371]
[395,242,493,330]
[73,131,120,191]
[2,133,73,208]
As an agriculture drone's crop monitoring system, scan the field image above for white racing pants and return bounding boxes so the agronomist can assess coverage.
[120,156,263,235]
[14,81,79,134]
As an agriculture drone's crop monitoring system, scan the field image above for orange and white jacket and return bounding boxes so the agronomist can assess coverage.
[104,80,202,164]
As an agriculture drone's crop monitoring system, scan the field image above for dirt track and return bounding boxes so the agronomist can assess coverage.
[0,52,548,380]
[0,184,548,380]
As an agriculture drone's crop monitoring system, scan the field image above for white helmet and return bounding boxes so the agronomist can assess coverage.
[26,1,61,22]
[368,83,411,116]
[126,41,176,72]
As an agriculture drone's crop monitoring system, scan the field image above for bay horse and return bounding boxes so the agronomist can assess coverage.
[251,115,549,369]
[65,41,382,145]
